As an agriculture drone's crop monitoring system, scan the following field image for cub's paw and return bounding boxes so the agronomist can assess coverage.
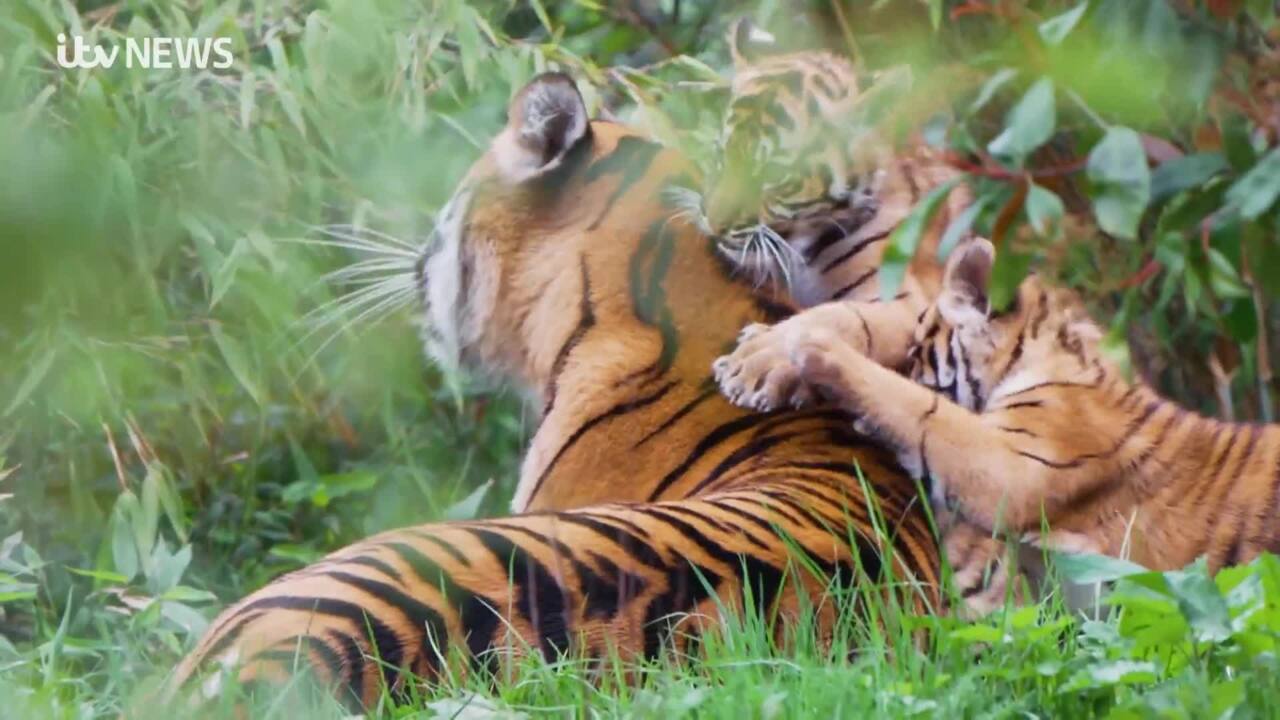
[784,328,852,394]
[713,322,814,412]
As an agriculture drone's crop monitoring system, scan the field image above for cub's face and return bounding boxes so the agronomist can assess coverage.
[673,22,878,293]
[907,239,1101,411]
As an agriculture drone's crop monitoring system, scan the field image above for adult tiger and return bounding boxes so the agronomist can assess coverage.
[750,238,1280,580]
[169,69,946,708]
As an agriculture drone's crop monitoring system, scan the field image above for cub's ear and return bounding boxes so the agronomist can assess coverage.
[494,72,589,184]
[939,238,995,326]
[729,18,780,68]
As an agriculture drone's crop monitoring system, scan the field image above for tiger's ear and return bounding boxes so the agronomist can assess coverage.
[938,238,995,326]
[729,18,780,68]
[493,72,589,184]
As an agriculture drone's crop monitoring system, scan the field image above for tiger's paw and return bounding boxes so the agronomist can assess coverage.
[713,321,815,412]
[785,328,854,394]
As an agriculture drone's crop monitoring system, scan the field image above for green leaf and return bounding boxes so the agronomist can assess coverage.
[1150,153,1227,202]
[1063,660,1157,691]
[1164,560,1232,642]
[160,600,209,636]
[947,624,1006,646]
[1223,299,1257,344]
[1087,127,1151,239]
[445,479,493,521]
[1025,183,1065,237]
[210,237,247,308]
[65,567,128,584]
[880,178,961,300]
[1245,222,1280,297]
[989,248,1032,311]
[316,471,378,500]
[1039,2,1089,46]
[1054,551,1149,584]
[4,347,55,417]
[110,493,140,582]
[938,191,992,259]
[987,78,1055,166]
[209,323,263,406]
[969,68,1018,113]
[1225,148,1280,220]
[1207,248,1249,299]
[149,543,192,594]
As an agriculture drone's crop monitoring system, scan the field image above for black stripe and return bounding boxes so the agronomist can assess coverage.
[994,400,1045,411]
[820,229,892,275]
[708,497,791,548]
[584,136,662,230]
[232,596,403,701]
[582,550,649,620]
[402,531,471,567]
[256,634,346,689]
[554,514,667,570]
[685,431,805,496]
[646,411,783,501]
[543,256,595,416]
[326,570,447,681]
[525,380,678,505]
[803,223,850,263]
[324,628,367,709]
[381,541,500,673]
[468,529,571,661]
[831,268,878,301]
[630,219,681,372]
[198,609,265,672]
[636,509,786,611]
[634,385,718,448]
[483,521,641,620]
[1000,379,1102,398]
[345,554,406,584]
[1200,425,1261,565]
[998,426,1040,438]
[1256,438,1280,553]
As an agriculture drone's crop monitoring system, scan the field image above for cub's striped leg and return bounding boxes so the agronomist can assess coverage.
[173,479,938,709]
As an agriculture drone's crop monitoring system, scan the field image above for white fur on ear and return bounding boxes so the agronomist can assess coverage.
[493,72,589,184]
[939,238,995,326]
[729,18,778,68]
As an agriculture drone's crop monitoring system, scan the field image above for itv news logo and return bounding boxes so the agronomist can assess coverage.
[56,33,234,70]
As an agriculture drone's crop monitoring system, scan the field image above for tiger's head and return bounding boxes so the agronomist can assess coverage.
[907,239,1103,411]
[415,71,899,511]
[415,72,780,407]
[671,21,884,297]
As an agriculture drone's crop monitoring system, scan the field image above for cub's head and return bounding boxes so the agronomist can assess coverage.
[907,239,1103,411]
[672,21,881,291]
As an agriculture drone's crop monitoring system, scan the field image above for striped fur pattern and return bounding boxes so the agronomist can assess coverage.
[169,73,943,708]
[775,238,1280,596]
[704,24,970,414]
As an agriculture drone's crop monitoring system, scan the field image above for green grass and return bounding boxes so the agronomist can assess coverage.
[1,0,1278,717]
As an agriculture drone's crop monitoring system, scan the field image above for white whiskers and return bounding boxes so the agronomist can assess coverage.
[662,185,712,235]
[286,224,423,369]
[718,223,803,290]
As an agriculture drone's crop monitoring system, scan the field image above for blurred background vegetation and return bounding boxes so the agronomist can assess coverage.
[0,0,1276,713]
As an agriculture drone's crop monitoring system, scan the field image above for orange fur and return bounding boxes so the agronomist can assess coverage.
[168,71,945,709]
[774,239,1280,591]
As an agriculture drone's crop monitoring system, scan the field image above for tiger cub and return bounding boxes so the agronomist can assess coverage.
[766,237,1280,581]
